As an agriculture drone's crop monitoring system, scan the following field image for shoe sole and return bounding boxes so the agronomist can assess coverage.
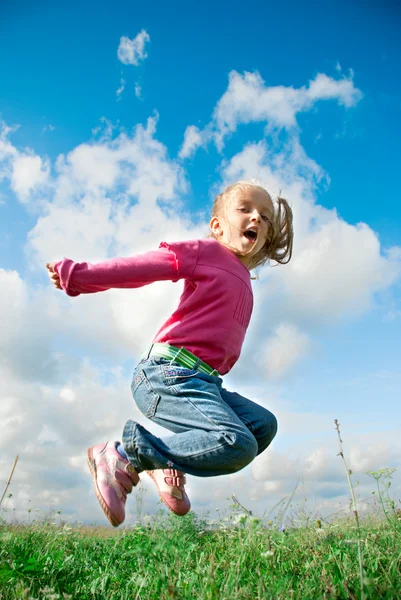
[146,470,191,516]
[87,448,120,527]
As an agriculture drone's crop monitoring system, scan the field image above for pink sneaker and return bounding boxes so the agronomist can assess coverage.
[146,468,191,516]
[87,441,140,527]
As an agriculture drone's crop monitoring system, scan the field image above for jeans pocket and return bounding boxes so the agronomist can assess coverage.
[162,365,199,386]
[131,369,161,418]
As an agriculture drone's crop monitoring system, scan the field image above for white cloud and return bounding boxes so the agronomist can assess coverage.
[214,70,362,137]
[135,82,142,99]
[38,424,61,444]
[306,73,359,107]
[11,154,50,202]
[63,143,120,190]
[0,358,144,523]
[179,125,204,159]
[27,115,189,268]
[91,117,117,140]
[263,324,311,380]
[0,122,19,185]
[282,219,400,321]
[0,122,50,204]
[0,269,68,382]
[117,30,150,66]
[251,434,401,488]
[116,77,126,100]
[29,194,118,267]
[0,121,19,161]
[180,70,363,155]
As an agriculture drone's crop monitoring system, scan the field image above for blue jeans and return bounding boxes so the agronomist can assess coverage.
[122,355,277,477]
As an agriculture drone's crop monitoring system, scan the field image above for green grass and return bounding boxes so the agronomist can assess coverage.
[0,512,400,600]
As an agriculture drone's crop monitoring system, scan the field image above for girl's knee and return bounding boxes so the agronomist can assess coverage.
[266,411,278,441]
[223,431,258,473]
[256,410,278,454]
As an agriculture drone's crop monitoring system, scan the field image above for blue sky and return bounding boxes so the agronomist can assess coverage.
[0,0,400,523]
[1,0,401,272]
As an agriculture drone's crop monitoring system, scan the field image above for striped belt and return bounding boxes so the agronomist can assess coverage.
[141,343,220,376]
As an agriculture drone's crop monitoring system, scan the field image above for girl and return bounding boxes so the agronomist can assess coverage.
[47,181,293,527]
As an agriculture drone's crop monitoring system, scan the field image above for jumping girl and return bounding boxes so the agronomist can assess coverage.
[47,181,293,527]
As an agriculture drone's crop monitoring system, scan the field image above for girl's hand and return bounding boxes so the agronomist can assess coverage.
[46,263,62,290]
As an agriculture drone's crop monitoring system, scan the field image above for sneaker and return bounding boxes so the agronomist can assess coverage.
[87,441,140,527]
[146,468,191,516]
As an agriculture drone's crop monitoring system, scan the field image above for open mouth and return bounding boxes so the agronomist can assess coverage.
[243,229,258,242]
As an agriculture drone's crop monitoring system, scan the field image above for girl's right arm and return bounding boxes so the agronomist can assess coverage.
[46,241,199,297]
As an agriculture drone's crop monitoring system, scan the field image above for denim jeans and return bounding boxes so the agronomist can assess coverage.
[122,354,278,478]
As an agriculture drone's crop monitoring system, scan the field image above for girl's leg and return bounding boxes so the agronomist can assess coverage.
[88,359,267,527]
[122,358,258,478]
[219,388,278,455]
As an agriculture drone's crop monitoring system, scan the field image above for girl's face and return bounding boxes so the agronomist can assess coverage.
[210,187,274,267]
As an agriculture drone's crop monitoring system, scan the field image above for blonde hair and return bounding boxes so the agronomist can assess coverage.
[209,181,294,272]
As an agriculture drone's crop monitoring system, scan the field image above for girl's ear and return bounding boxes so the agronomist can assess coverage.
[209,216,221,235]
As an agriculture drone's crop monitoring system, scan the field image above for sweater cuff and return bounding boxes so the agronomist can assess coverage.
[53,259,80,297]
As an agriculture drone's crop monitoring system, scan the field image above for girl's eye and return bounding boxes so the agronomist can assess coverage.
[238,208,269,221]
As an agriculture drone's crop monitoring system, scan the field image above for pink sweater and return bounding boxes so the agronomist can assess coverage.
[54,238,253,375]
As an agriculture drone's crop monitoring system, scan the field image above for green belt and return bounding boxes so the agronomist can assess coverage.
[141,343,220,376]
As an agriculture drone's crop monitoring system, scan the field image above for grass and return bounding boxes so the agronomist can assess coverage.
[1,423,400,599]
[0,511,401,600]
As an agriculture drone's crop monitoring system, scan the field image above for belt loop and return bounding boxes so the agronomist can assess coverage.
[193,357,202,370]
[144,343,154,360]
[170,346,182,366]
